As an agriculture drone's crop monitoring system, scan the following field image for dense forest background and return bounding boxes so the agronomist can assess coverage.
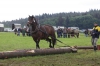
[0,9,100,29]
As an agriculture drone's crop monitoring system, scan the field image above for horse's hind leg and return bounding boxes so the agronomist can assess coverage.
[46,38,52,48]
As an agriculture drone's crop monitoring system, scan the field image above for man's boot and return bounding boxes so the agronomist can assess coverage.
[94,46,97,51]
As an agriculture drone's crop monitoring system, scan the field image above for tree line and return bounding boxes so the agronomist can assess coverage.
[1,9,100,29]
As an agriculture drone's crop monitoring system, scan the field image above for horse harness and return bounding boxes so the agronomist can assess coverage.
[31,24,48,35]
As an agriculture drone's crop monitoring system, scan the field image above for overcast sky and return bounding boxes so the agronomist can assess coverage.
[0,0,100,22]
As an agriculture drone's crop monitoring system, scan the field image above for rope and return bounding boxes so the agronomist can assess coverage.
[55,38,70,47]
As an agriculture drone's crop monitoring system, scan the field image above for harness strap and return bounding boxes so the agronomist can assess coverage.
[39,25,48,35]
[31,25,38,34]
[42,25,48,35]
[31,25,48,36]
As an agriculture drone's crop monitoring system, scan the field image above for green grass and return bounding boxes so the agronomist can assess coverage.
[0,32,100,66]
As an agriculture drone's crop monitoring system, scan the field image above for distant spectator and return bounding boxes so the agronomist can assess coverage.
[63,27,67,38]
[22,28,26,36]
[17,28,21,36]
[84,29,89,37]
[59,28,63,38]
[14,28,17,35]
[57,29,61,38]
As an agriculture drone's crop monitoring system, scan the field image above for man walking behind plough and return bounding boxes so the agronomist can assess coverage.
[91,23,100,51]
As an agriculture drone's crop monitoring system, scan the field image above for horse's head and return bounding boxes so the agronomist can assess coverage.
[27,15,38,26]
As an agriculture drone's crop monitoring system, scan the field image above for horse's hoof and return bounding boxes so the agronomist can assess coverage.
[50,47,54,48]
[36,47,40,49]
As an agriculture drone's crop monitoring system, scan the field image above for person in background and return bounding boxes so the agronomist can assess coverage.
[22,28,26,36]
[57,29,61,38]
[17,28,21,36]
[59,28,63,38]
[91,23,100,51]
[63,27,67,38]
[84,29,89,37]
[14,28,17,35]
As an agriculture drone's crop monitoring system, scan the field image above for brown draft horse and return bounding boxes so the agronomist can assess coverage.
[27,15,56,49]
[67,29,79,38]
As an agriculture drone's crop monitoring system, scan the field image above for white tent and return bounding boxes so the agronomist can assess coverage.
[0,24,4,27]
[0,24,4,32]
[14,23,21,29]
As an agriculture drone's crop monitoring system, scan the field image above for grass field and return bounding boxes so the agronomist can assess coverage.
[0,32,100,66]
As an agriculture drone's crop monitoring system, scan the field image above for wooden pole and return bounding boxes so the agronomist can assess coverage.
[74,46,93,49]
[0,47,77,59]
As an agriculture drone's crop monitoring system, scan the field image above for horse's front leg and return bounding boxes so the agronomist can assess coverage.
[35,40,40,49]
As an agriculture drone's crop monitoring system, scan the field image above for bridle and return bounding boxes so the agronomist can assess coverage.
[27,21,39,34]
[27,17,48,35]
